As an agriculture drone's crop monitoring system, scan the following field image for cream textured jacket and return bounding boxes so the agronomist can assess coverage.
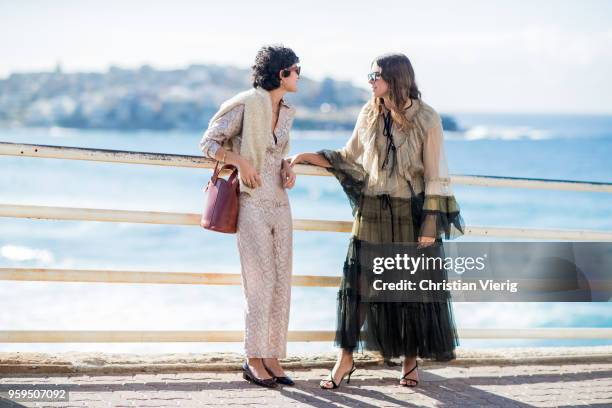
[207,87,292,195]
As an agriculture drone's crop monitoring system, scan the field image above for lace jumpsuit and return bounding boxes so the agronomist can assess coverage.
[199,102,294,358]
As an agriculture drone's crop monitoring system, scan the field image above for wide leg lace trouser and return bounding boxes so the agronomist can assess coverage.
[236,200,293,358]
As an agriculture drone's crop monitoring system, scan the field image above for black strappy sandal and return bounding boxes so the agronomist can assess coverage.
[320,361,357,389]
[400,361,419,387]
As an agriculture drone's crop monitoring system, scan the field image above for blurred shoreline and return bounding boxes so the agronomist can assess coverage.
[0,64,459,131]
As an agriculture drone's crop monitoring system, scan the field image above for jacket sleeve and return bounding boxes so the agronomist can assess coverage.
[198,104,245,159]
[419,118,465,240]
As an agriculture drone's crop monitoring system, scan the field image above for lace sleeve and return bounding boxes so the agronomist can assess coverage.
[198,104,245,159]
[419,119,465,240]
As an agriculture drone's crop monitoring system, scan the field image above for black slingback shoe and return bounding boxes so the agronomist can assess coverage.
[320,361,356,389]
[242,361,278,388]
[263,364,295,386]
[400,361,419,387]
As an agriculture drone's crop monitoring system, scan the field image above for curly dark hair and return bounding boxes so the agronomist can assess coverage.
[251,45,299,91]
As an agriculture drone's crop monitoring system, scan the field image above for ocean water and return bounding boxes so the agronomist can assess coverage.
[1,113,612,354]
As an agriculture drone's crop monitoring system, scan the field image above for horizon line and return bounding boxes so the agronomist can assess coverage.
[2,63,612,116]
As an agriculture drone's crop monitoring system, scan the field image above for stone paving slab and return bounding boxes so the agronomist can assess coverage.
[2,346,612,376]
[1,360,611,407]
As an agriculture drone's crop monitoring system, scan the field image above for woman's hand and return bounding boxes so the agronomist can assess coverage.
[281,160,296,189]
[237,158,262,188]
[417,236,436,249]
[286,153,307,167]
[287,152,332,168]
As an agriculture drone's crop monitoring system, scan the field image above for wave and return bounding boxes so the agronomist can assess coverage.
[0,244,54,264]
[294,126,554,141]
[451,125,552,141]
[292,130,352,140]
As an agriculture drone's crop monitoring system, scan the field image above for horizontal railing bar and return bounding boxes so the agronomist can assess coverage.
[3,268,612,291]
[452,174,612,193]
[0,141,215,169]
[1,328,611,343]
[0,203,351,231]
[2,142,611,192]
[0,268,341,287]
[1,203,611,240]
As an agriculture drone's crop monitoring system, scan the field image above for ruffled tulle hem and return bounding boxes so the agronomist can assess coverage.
[418,195,466,240]
[334,290,459,361]
[334,237,459,361]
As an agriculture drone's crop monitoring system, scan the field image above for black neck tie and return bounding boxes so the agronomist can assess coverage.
[381,111,396,172]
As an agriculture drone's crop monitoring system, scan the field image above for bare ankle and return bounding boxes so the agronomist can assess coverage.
[403,356,417,365]
[340,350,353,363]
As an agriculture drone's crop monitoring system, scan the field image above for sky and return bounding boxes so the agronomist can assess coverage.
[1,0,611,114]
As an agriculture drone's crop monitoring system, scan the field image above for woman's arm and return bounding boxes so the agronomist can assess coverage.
[288,103,367,170]
[212,146,261,188]
[418,121,445,247]
[287,152,332,168]
[418,118,464,244]
[198,105,261,188]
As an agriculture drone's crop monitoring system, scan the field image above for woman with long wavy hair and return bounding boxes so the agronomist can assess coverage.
[289,53,465,388]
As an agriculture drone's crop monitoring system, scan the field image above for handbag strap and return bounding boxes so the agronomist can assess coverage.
[211,161,221,183]
[211,161,239,184]
[225,164,239,184]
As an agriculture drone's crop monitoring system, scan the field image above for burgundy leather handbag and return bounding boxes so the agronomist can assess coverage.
[200,162,240,233]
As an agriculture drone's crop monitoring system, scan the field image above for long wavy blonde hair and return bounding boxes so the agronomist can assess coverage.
[366,53,421,131]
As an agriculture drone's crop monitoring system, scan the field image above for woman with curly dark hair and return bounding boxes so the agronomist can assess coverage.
[289,53,465,389]
[199,45,300,388]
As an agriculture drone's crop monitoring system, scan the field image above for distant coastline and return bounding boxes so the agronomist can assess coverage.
[0,64,460,132]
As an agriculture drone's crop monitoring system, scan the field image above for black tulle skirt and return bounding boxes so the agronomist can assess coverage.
[335,236,459,361]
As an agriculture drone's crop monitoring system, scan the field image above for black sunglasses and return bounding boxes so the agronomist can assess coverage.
[367,71,382,81]
[283,65,301,77]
